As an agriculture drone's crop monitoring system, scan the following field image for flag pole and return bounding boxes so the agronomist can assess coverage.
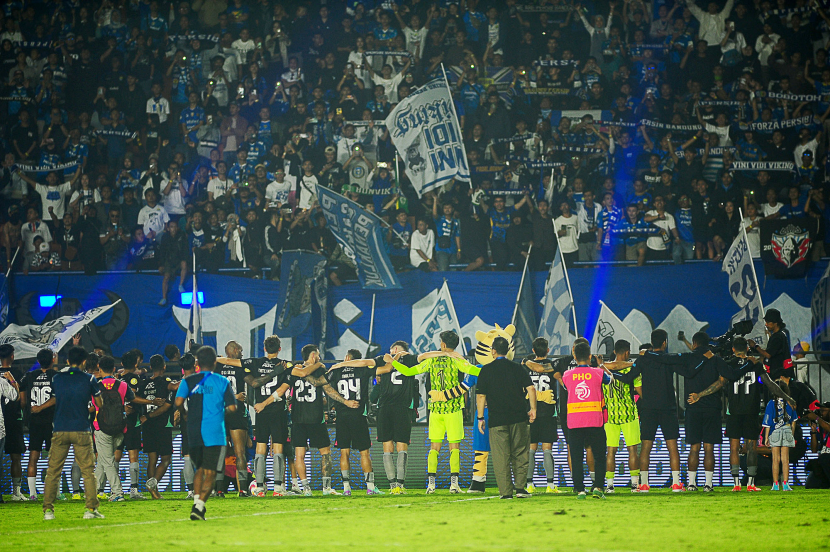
[738,207,764,316]
[553,228,579,337]
[5,246,19,279]
[512,244,533,326]
[366,293,376,358]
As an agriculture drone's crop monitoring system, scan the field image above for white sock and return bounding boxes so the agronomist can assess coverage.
[194,498,205,511]
[689,471,697,485]
[27,476,36,495]
[641,471,649,487]
[301,478,309,490]
[589,471,595,484]
[365,472,375,491]
[671,471,680,486]
[630,474,639,487]
[428,475,436,487]
[606,475,614,487]
[705,471,713,487]
[734,476,741,487]
[748,476,755,487]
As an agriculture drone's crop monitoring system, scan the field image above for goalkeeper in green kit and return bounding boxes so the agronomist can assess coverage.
[392,331,480,494]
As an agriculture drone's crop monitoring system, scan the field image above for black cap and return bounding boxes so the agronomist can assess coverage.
[763,308,783,325]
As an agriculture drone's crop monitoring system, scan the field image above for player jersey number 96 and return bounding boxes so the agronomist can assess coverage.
[30,386,51,406]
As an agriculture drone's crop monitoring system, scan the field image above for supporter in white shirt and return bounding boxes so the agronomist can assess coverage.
[761,187,783,218]
[137,188,169,240]
[160,170,192,217]
[146,82,170,124]
[742,203,762,258]
[365,57,411,104]
[554,201,580,264]
[410,218,436,270]
[20,206,52,254]
[264,167,295,205]
[645,197,678,257]
[207,162,234,201]
[19,169,79,220]
[231,30,256,65]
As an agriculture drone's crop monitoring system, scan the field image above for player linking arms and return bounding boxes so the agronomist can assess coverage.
[392,331,480,494]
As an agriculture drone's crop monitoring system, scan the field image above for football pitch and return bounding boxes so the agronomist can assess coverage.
[1,489,829,551]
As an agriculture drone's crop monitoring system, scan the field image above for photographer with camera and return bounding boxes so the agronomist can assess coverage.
[748,309,791,381]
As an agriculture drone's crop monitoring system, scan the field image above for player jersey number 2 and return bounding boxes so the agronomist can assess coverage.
[337,379,360,400]
[390,372,403,385]
[295,380,317,402]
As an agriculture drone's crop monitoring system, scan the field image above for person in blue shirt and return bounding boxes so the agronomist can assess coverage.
[481,193,530,270]
[673,194,695,264]
[779,186,808,219]
[388,210,412,272]
[175,346,236,521]
[762,385,797,492]
[458,69,485,114]
[597,192,624,261]
[432,198,461,271]
[180,92,206,145]
[613,204,660,266]
[40,346,103,520]
[374,12,398,46]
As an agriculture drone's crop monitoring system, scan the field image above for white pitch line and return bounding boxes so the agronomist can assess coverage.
[4,495,498,535]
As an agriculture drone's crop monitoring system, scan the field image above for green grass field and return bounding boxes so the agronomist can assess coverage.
[1,489,829,551]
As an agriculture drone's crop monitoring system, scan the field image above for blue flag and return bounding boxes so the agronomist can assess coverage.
[537,247,574,355]
[276,251,329,346]
[317,186,401,290]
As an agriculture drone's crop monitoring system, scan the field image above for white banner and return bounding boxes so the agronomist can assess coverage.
[591,300,641,357]
[722,232,765,344]
[385,77,470,197]
[0,301,120,358]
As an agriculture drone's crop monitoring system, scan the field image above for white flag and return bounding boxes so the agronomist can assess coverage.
[185,254,202,350]
[0,300,120,359]
[591,301,641,357]
[385,77,470,197]
[722,232,764,342]
[538,247,574,355]
[411,281,467,355]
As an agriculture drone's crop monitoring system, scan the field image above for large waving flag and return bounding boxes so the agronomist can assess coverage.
[591,301,641,357]
[0,300,120,358]
[317,185,401,290]
[385,74,470,197]
[411,281,467,356]
[538,245,576,355]
[722,225,765,343]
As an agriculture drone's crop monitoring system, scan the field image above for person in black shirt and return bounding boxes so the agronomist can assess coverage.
[329,340,419,493]
[748,308,791,381]
[476,336,536,499]
[20,348,58,500]
[326,349,393,495]
[522,338,562,494]
[115,350,146,499]
[0,344,25,501]
[138,355,174,500]
[687,337,793,492]
[217,335,294,497]
[215,340,255,497]
[258,344,355,496]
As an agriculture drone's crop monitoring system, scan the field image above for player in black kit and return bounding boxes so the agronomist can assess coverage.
[20,349,58,500]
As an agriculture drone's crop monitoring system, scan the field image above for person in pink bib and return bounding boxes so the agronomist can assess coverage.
[561,340,613,499]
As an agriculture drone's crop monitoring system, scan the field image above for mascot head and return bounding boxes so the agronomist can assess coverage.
[474,323,516,365]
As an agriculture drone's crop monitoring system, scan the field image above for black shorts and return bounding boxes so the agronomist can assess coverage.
[123,421,141,451]
[143,425,174,456]
[225,407,248,432]
[28,423,52,452]
[4,418,25,454]
[530,414,559,444]
[685,408,723,445]
[725,414,760,440]
[255,407,287,445]
[639,408,680,442]
[376,404,413,444]
[335,414,371,452]
[292,422,330,449]
[190,445,226,472]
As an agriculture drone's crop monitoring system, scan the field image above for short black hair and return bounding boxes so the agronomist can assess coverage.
[264,335,281,354]
[67,346,88,366]
[614,340,630,355]
[733,336,748,353]
[37,349,54,368]
[651,329,668,349]
[180,352,196,373]
[301,344,318,361]
[639,343,653,351]
[0,344,13,360]
[491,336,509,356]
[573,341,591,363]
[99,355,116,374]
[692,331,710,348]
[347,349,362,360]
[164,344,180,360]
[149,354,165,372]
[440,331,459,351]
[391,341,410,352]
[121,350,138,370]
[196,346,217,371]
[532,337,548,358]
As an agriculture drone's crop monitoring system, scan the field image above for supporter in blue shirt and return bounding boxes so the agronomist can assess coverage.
[432,199,461,271]
[388,210,412,272]
[179,93,206,144]
[673,194,695,264]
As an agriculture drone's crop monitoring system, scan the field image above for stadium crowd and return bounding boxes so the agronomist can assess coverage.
[0,0,826,302]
